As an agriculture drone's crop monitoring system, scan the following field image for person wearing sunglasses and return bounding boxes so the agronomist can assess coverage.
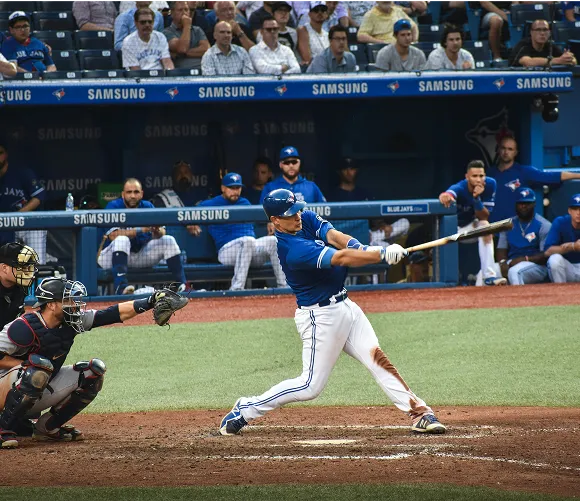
[114,1,164,51]
[122,7,174,70]
[297,1,330,67]
[249,16,301,74]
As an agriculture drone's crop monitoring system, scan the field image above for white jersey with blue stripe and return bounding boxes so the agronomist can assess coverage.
[275,210,347,306]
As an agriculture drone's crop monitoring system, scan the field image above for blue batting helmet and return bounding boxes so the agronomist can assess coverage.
[262,189,306,219]
[516,187,536,203]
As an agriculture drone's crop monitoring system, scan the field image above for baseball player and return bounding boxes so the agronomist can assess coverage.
[219,189,446,436]
[0,276,169,448]
[544,194,580,283]
[98,178,187,295]
[475,188,551,285]
[191,173,287,290]
[439,160,506,286]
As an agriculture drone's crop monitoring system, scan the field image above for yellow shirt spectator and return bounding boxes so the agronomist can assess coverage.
[357,3,418,44]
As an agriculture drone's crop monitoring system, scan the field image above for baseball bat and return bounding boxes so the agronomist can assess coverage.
[405,218,514,253]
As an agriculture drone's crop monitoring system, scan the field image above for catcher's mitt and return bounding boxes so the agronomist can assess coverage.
[152,288,189,326]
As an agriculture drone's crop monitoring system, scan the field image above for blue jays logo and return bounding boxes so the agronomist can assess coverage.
[519,188,531,198]
[388,81,399,93]
[230,174,240,183]
[506,179,521,192]
[465,107,514,167]
[283,147,295,156]
[525,232,536,243]
[166,87,179,99]
[493,78,505,90]
[52,88,66,101]
[275,84,287,96]
[574,196,580,204]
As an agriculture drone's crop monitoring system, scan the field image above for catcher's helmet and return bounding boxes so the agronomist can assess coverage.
[33,277,87,333]
[262,189,306,219]
[0,242,39,289]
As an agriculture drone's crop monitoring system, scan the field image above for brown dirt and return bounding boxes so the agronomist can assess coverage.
[6,284,580,497]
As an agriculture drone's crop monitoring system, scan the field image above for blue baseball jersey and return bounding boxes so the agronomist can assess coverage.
[275,210,347,307]
[497,214,551,260]
[260,176,326,204]
[198,195,255,250]
[486,163,561,222]
[103,198,155,252]
[544,215,580,264]
[1,36,54,73]
[445,177,497,227]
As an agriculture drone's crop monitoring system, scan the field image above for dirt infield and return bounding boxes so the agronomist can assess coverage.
[5,284,580,497]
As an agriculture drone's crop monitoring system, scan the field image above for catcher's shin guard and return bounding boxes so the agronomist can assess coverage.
[0,355,53,431]
[43,358,106,431]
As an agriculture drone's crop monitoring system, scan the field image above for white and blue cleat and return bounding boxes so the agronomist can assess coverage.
[219,399,248,436]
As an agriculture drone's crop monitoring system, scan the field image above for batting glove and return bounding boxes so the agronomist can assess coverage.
[384,244,408,265]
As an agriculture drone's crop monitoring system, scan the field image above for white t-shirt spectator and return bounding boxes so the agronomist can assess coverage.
[425,46,475,70]
[122,31,171,69]
[119,1,169,13]
[249,41,301,74]
[0,53,15,80]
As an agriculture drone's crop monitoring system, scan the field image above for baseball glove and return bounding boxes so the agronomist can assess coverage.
[152,288,189,326]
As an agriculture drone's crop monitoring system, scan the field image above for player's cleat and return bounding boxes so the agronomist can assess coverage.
[484,276,508,286]
[116,284,135,295]
[0,429,18,449]
[219,399,248,435]
[411,414,446,434]
[33,424,84,442]
[177,283,187,293]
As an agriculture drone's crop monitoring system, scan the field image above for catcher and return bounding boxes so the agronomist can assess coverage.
[0,277,187,449]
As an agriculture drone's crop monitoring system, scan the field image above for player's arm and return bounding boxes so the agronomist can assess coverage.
[438,190,455,208]
[18,197,41,212]
[545,240,580,257]
[325,228,354,250]
[330,248,384,267]
[0,353,23,371]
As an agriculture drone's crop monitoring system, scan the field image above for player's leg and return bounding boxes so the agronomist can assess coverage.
[507,261,548,285]
[547,254,571,283]
[33,359,106,441]
[473,221,506,285]
[99,236,132,294]
[218,237,255,290]
[475,262,502,286]
[131,236,186,286]
[252,236,287,288]
[341,299,445,433]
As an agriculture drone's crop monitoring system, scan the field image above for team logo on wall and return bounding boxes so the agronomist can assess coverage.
[465,107,513,167]
[275,84,287,96]
[166,87,179,99]
[52,88,66,101]
[493,77,505,90]
[388,81,399,93]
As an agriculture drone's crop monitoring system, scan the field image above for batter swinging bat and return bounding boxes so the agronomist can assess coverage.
[405,218,514,253]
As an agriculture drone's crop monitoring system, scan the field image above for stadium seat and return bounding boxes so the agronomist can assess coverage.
[413,41,439,58]
[347,26,358,44]
[474,60,491,69]
[82,69,124,78]
[569,39,580,63]
[418,24,443,43]
[0,18,8,31]
[463,40,492,63]
[78,49,118,70]
[74,30,113,50]
[12,71,40,80]
[428,1,442,24]
[42,70,82,79]
[366,63,383,72]
[465,6,482,41]
[50,49,80,71]
[125,69,166,78]
[553,20,580,44]
[32,30,74,50]
[509,3,552,26]
[0,11,11,19]
[366,43,386,64]
[0,2,36,12]
[32,11,76,31]
[41,1,74,11]
[348,43,369,66]
[166,68,201,77]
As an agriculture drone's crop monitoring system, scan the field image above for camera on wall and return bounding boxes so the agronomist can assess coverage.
[533,93,559,123]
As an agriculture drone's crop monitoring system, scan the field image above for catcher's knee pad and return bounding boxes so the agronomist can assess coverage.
[0,355,53,430]
[73,359,106,397]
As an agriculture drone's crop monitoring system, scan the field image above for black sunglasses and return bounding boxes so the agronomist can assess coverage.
[282,159,299,165]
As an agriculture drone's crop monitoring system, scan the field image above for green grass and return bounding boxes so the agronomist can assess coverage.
[67,305,580,413]
[0,485,576,501]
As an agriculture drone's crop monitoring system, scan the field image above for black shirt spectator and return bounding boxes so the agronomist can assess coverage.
[509,38,563,67]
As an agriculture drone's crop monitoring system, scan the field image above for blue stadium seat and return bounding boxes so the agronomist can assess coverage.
[463,40,492,62]
[413,41,439,58]
[82,69,125,78]
[428,1,442,24]
[348,43,369,66]
[366,43,386,64]
[418,24,443,43]
[0,2,36,12]
[465,6,483,41]
[74,30,113,50]
[12,71,40,80]
[366,63,383,72]
[125,69,166,78]
[32,11,76,31]
[509,3,552,26]
[42,70,83,79]
[0,11,11,19]
[78,49,118,70]
[166,68,201,77]
[51,49,80,71]
[347,26,358,44]
[0,18,8,31]
[553,20,580,43]
[41,1,74,11]
[32,30,74,50]
[474,60,491,69]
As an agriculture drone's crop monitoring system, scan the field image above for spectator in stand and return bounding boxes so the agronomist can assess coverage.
[425,23,475,70]
[184,1,211,33]
[260,146,326,204]
[297,2,330,67]
[244,157,273,205]
[164,1,209,70]
[479,1,511,61]
[327,157,372,202]
[249,1,296,37]
[72,1,117,31]
[357,1,418,44]
[1,12,56,74]
[509,19,576,68]
[562,1,580,22]
[307,24,356,73]
[114,1,165,51]
[322,1,349,30]
[151,159,209,208]
[191,173,287,290]
[544,194,580,283]
[395,1,428,20]
[256,2,298,53]
[119,1,170,14]
[375,18,425,71]
[98,178,188,295]
[208,1,256,52]
[237,1,264,21]
[122,8,175,70]
[486,135,580,223]
[249,16,301,74]
[0,53,17,79]
[201,21,256,75]
[346,1,376,27]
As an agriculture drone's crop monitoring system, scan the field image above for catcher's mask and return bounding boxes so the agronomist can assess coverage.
[0,242,39,291]
[33,277,87,333]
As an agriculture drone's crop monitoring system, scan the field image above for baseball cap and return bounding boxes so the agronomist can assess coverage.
[516,187,536,203]
[8,11,30,27]
[339,157,357,170]
[280,146,300,160]
[569,193,580,207]
[272,1,292,11]
[222,172,244,187]
[310,1,328,12]
[394,18,412,34]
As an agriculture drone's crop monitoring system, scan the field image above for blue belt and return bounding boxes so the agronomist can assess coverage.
[299,290,348,309]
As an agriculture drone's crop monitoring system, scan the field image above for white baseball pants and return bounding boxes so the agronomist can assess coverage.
[218,236,286,290]
[547,254,580,283]
[237,298,433,423]
[475,261,548,285]
[459,220,497,280]
[97,235,181,268]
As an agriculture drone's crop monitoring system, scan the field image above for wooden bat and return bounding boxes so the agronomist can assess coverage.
[406,218,514,253]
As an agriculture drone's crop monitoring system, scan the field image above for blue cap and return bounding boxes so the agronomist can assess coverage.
[280,146,300,160]
[569,193,580,207]
[394,18,412,34]
[516,187,536,203]
[222,172,244,187]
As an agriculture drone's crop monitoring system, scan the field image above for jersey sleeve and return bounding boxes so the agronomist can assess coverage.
[482,178,496,212]
[43,44,55,67]
[544,218,562,248]
[286,240,336,270]
[523,165,561,185]
[538,216,552,251]
[23,168,46,202]
[444,182,462,199]
[301,210,335,242]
